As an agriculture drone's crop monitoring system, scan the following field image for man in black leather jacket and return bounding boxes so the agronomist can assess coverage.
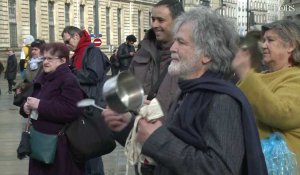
[117,34,137,71]
[62,26,110,175]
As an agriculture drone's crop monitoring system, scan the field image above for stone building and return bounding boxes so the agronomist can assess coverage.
[1,0,298,53]
[282,0,300,20]
[0,0,161,51]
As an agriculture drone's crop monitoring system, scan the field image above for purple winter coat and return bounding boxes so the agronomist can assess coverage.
[20,63,85,175]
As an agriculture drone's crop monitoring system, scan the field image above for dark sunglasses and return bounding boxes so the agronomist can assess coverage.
[64,37,72,44]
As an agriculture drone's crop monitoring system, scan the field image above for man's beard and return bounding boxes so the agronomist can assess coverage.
[168,52,200,79]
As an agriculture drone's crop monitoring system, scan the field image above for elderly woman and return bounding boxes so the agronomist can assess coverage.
[20,42,85,175]
[232,20,300,162]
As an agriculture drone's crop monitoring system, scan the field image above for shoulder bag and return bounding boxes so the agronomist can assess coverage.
[65,108,116,162]
[30,127,58,164]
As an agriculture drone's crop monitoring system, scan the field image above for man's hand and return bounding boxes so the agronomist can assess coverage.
[129,52,135,56]
[137,119,162,143]
[102,107,132,132]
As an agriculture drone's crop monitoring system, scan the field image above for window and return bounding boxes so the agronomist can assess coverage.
[117,8,122,45]
[8,0,17,47]
[65,3,70,26]
[49,1,55,42]
[93,0,99,35]
[179,0,185,6]
[80,5,85,29]
[30,0,37,38]
[149,12,151,26]
[138,10,142,42]
[106,7,110,45]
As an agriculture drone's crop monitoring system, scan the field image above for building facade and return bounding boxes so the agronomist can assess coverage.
[1,0,299,52]
[282,0,300,20]
[0,0,160,51]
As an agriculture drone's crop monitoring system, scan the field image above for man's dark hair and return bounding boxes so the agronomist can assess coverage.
[154,0,184,19]
[61,26,82,38]
[126,35,137,42]
[31,39,46,49]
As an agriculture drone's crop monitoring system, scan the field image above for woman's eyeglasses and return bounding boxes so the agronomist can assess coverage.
[42,57,60,62]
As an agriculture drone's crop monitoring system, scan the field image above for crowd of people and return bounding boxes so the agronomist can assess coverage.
[2,0,300,174]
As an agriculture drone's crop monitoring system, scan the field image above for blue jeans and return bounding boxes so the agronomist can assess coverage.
[85,157,105,175]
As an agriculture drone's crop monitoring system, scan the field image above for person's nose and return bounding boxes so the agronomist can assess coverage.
[261,40,267,49]
[170,41,178,53]
[151,20,159,29]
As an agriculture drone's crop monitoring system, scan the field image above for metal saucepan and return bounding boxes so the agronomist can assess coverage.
[102,71,144,113]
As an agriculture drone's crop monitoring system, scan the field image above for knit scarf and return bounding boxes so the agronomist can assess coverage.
[72,30,91,70]
[168,71,267,175]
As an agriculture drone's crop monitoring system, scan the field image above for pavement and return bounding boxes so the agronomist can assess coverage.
[0,74,135,175]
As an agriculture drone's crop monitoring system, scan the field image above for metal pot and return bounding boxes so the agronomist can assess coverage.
[102,71,144,113]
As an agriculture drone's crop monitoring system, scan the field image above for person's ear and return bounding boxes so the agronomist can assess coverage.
[285,41,295,53]
[61,57,66,64]
[74,33,80,40]
[287,45,295,54]
[201,56,211,64]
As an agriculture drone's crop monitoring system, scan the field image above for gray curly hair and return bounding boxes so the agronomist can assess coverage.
[172,6,239,75]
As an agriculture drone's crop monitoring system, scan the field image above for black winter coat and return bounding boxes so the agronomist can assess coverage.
[5,54,18,80]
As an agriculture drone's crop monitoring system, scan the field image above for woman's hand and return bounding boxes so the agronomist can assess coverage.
[15,88,22,94]
[232,49,252,80]
[26,97,40,110]
[23,102,31,115]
